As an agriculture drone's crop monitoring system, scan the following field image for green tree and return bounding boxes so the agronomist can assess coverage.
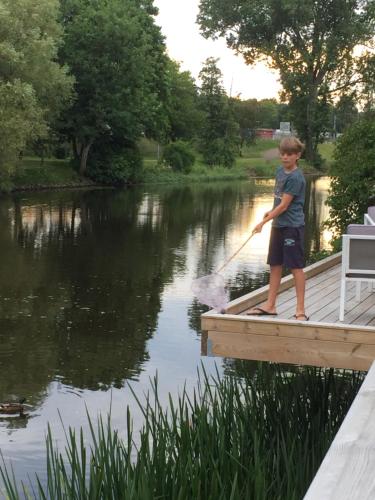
[198,57,239,167]
[0,0,73,188]
[326,119,375,236]
[165,60,204,141]
[357,53,375,112]
[283,82,332,163]
[198,0,375,165]
[232,98,258,152]
[258,99,280,129]
[334,95,359,134]
[232,98,290,152]
[59,0,169,177]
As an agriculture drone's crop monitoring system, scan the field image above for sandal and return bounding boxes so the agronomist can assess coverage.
[294,313,309,321]
[247,307,277,316]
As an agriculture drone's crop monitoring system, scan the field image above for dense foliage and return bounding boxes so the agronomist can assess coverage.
[198,0,375,166]
[165,61,204,141]
[326,119,375,236]
[1,0,371,188]
[58,0,169,177]
[162,141,196,173]
[0,0,73,189]
[87,138,144,185]
[198,58,239,168]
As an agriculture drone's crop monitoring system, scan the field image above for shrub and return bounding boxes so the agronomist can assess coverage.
[326,119,375,236]
[54,144,70,160]
[201,137,237,168]
[162,141,195,173]
[88,141,143,185]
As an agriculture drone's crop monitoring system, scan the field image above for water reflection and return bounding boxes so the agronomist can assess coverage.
[0,178,331,469]
[0,180,330,390]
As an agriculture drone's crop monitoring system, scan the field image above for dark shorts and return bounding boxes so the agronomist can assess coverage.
[267,226,305,269]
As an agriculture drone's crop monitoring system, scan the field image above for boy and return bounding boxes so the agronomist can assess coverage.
[247,137,308,321]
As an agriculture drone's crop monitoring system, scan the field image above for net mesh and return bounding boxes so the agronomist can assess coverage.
[191,273,229,312]
[191,232,256,313]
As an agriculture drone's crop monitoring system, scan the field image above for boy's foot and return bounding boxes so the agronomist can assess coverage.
[294,313,309,321]
[247,306,277,316]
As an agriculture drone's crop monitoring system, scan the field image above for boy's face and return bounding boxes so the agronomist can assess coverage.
[280,151,301,170]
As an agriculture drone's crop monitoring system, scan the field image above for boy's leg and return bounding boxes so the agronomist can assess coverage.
[247,265,282,314]
[284,227,307,319]
[291,268,306,317]
[247,227,283,315]
[262,265,283,313]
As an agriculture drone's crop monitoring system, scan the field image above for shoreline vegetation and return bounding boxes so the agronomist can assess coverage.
[11,140,334,192]
[0,365,364,499]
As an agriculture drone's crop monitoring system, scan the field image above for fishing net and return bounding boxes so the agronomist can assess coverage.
[191,272,229,313]
[191,231,256,313]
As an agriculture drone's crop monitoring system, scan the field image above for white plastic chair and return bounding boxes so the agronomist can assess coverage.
[363,207,375,294]
[339,224,375,322]
[364,206,375,225]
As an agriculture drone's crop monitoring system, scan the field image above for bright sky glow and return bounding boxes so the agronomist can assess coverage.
[154,0,281,100]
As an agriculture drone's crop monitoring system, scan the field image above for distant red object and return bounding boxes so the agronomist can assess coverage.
[255,128,274,139]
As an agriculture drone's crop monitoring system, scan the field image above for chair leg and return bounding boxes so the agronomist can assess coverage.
[355,281,361,302]
[339,279,346,322]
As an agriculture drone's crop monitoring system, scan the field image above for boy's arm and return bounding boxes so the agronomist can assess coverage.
[253,193,294,233]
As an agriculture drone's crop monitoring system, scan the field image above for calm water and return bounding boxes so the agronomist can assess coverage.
[0,177,331,482]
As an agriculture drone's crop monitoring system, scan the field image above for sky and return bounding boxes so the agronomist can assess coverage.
[154,0,281,100]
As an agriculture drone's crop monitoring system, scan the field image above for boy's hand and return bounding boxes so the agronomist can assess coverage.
[253,222,264,234]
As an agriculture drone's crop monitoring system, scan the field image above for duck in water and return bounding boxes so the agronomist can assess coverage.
[0,398,26,416]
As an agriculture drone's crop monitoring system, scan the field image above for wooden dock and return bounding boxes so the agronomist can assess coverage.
[201,253,375,498]
[201,253,375,371]
[304,360,375,500]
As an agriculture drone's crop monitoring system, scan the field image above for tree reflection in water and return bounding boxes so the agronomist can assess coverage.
[0,178,329,425]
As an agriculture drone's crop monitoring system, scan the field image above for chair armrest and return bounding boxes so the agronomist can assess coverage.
[366,206,375,225]
[347,224,375,235]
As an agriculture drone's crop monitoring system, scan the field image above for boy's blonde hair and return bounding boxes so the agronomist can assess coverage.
[279,137,305,154]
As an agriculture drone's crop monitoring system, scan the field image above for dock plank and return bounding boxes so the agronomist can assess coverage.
[225,253,341,315]
[202,315,375,344]
[310,286,358,322]
[304,361,375,500]
[207,331,375,371]
[245,265,340,314]
[323,289,375,325]
[279,277,345,318]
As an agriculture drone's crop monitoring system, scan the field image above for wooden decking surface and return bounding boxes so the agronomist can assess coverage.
[201,253,375,371]
[243,263,375,327]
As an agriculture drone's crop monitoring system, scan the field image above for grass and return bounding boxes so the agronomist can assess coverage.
[1,364,364,499]
[240,139,279,155]
[13,157,89,189]
[11,138,331,191]
[318,142,336,166]
[142,139,325,184]
[143,159,251,184]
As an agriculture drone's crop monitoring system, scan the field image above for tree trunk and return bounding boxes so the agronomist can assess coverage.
[79,140,94,176]
[305,92,316,164]
[72,138,81,162]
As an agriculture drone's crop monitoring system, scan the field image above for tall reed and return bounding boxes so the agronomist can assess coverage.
[1,364,365,499]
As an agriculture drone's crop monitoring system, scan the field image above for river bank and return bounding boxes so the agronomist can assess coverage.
[11,141,332,191]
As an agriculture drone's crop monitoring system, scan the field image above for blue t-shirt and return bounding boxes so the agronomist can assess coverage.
[272,166,306,227]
